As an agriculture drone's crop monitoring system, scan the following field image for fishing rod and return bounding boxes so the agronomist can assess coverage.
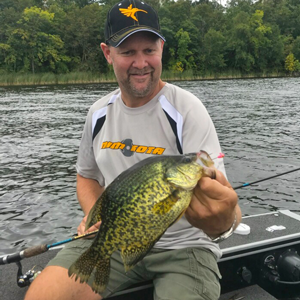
[233,167,300,190]
[0,230,98,266]
[1,166,300,266]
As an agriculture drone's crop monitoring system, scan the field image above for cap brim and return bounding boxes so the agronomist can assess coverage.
[107,27,166,47]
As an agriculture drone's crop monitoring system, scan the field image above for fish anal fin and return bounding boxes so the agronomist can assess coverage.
[68,247,99,283]
[152,190,180,215]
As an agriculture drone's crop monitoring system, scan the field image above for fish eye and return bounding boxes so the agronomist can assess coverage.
[184,157,192,163]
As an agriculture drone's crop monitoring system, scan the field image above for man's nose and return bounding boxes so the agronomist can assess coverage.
[132,52,149,69]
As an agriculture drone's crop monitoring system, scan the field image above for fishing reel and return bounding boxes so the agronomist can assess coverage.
[260,248,300,285]
[16,261,41,287]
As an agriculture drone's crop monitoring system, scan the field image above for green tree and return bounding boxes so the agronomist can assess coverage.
[201,29,226,73]
[60,3,105,72]
[169,28,194,72]
[0,43,11,70]
[225,11,255,72]
[285,53,300,73]
[292,36,300,61]
[8,6,68,73]
[249,10,272,71]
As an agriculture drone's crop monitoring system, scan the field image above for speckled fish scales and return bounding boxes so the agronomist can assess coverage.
[68,152,210,294]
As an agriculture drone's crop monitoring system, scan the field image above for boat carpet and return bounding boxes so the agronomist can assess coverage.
[219,284,277,300]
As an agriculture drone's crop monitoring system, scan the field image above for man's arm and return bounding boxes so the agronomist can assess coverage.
[185,169,241,239]
[76,173,104,235]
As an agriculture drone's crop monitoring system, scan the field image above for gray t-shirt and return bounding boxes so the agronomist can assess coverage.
[76,83,225,259]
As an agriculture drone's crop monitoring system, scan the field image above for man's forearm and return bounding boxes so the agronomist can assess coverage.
[76,174,104,216]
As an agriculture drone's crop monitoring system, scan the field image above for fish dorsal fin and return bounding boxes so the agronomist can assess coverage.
[152,190,180,215]
[121,237,161,271]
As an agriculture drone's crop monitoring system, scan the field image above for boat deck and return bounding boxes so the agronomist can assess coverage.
[1,210,300,299]
[220,210,300,260]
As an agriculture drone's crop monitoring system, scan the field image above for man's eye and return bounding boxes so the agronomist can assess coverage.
[122,50,133,55]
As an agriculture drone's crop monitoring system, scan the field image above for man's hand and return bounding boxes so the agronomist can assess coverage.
[185,168,240,238]
[77,215,101,236]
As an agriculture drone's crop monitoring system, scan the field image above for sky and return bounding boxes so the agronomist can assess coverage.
[219,0,229,6]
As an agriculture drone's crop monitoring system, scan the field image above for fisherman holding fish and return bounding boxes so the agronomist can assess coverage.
[25,0,241,299]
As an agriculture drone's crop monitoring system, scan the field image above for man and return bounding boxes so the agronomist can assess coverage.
[25,0,241,299]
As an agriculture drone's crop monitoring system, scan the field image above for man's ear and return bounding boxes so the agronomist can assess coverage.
[100,43,113,64]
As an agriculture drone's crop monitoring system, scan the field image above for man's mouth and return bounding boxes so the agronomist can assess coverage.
[128,68,153,77]
[131,73,149,79]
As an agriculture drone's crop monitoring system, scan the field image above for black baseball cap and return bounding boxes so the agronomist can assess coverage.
[104,0,166,47]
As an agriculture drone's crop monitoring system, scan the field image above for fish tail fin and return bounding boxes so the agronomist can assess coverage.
[91,257,111,294]
[68,247,99,284]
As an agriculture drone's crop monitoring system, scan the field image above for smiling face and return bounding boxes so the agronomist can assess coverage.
[101,32,165,107]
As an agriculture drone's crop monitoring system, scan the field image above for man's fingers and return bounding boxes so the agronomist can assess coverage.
[196,170,234,200]
[191,169,238,218]
[77,215,101,235]
[85,221,101,233]
[214,169,233,189]
[77,222,86,235]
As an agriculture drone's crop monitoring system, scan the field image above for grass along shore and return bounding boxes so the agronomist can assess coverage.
[0,70,291,86]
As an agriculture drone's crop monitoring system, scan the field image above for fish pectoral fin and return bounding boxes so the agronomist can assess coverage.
[121,238,160,271]
[152,190,180,215]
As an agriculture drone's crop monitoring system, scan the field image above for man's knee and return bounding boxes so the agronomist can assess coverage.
[24,265,102,300]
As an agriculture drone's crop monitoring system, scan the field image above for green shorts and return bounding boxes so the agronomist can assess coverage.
[48,239,221,300]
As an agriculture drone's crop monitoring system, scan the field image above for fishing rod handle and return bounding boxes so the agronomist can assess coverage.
[0,244,48,265]
[23,244,48,258]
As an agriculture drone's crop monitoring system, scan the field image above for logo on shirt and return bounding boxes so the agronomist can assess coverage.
[119,4,147,22]
[101,139,165,157]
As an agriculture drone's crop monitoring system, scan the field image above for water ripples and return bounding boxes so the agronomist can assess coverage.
[0,78,299,254]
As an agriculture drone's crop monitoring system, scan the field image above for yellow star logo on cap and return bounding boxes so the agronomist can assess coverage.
[119,4,147,22]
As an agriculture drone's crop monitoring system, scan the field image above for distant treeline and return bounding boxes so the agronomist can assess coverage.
[1,0,300,77]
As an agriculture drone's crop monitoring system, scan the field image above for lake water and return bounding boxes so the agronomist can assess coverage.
[0,77,300,255]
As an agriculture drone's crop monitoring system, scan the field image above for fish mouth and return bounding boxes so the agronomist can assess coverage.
[196,150,212,167]
[196,152,205,166]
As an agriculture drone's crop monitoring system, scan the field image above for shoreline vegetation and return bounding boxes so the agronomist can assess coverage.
[1,1,300,86]
[0,70,296,87]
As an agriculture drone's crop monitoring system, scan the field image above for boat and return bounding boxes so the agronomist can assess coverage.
[1,209,300,299]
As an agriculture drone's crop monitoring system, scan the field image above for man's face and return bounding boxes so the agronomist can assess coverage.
[101,32,164,106]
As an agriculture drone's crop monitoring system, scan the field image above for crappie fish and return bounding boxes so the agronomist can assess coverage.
[68,151,215,294]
